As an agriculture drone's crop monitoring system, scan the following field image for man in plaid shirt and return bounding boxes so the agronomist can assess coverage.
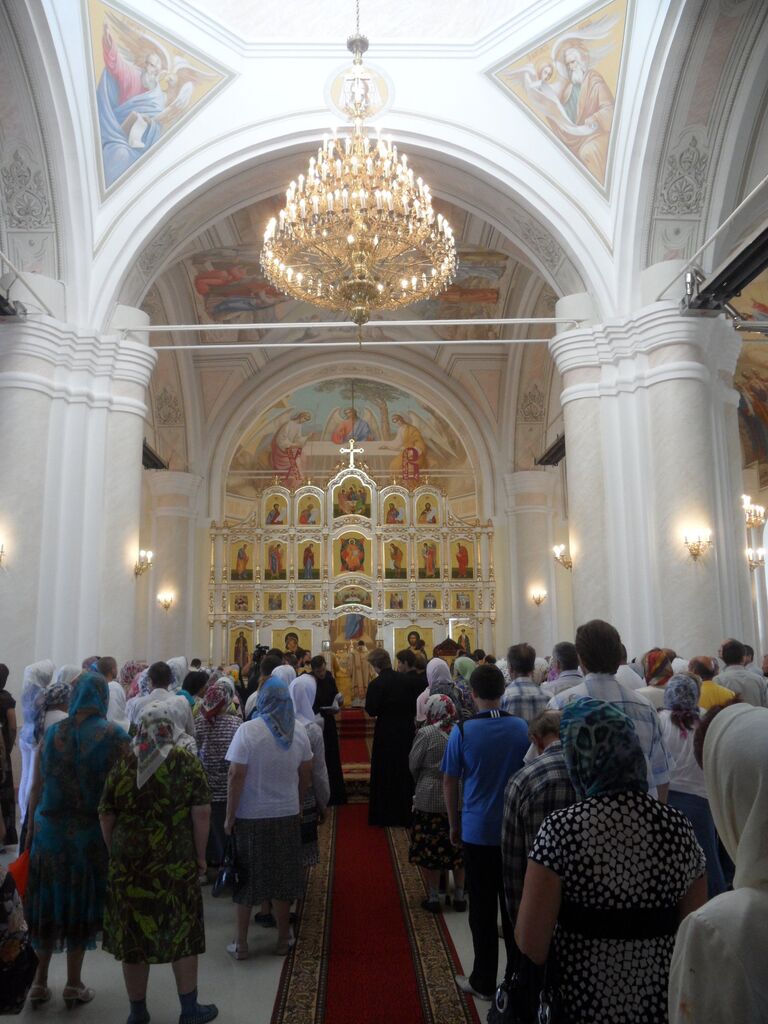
[501,709,576,922]
[500,643,549,723]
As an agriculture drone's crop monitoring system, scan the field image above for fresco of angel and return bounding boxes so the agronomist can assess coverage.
[94,6,223,187]
[496,6,624,184]
[269,409,312,488]
[325,406,379,444]
[378,410,459,476]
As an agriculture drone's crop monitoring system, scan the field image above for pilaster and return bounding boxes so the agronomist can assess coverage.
[550,292,751,655]
[0,282,156,681]
[503,469,561,656]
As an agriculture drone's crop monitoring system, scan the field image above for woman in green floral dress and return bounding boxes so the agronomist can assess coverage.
[99,703,217,1024]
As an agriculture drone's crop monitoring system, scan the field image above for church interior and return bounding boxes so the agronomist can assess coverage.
[2,0,768,1020]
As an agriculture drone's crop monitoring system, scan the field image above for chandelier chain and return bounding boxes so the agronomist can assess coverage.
[355,0,360,35]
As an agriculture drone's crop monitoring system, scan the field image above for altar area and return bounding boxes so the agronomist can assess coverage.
[208,439,495,700]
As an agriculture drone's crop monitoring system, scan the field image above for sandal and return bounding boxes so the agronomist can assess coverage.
[225,942,249,960]
[63,984,95,1010]
[273,930,296,956]
[29,985,51,1009]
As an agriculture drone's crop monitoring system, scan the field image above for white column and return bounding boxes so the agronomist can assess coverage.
[141,470,204,661]
[0,278,155,683]
[503,470,560,655]
[551,284,751,656]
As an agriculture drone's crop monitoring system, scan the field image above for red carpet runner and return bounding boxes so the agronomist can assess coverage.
[324,805,422,1022]
[338,708,372,765]
[271,804,480,1024]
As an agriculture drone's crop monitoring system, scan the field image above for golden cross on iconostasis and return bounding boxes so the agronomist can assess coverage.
[342,440,366,471]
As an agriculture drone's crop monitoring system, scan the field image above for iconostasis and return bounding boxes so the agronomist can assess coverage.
[209,455,494,683]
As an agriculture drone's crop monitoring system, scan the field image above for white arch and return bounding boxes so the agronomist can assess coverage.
[201,347,500,523]
[89,113,614,326]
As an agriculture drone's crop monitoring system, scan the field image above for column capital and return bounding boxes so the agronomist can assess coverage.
[503,469,559,510]
[549,302,741,405]
[0,315,156,416]
[145,470,203,517]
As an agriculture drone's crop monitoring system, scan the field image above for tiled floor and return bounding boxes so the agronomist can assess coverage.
[2,844,500,1023]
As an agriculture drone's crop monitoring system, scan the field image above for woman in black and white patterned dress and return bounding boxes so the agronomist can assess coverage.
[516,698,707,1024]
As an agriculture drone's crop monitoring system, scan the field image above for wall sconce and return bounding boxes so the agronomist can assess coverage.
[531,589,547,606]
[134,549,154,577]
[684,530,712,561]
[747,547,765,572]
[157,591,174,611]
[742,495,766,530]
[0,543,5,568]
[552,544,573,570]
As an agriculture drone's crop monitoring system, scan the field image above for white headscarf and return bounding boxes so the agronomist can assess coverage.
[54,665,81,688]
[426,657,453,691]
[166,657,188,693]
[273,665,297,686]
[704,703,768,890]
[244,666,296,720]
[20,659,57,744]
[290,674,317,727]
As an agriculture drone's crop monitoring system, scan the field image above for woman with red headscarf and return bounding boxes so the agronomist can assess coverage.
[635,648,674,709]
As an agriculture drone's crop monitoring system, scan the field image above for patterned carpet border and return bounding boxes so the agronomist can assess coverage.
[270,808,337,1024]
[387,826,481,1024]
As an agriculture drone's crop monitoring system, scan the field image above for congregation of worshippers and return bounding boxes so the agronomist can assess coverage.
[0,623,766,1023]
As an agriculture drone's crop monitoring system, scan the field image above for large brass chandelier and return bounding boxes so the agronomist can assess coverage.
[260,13,457,326]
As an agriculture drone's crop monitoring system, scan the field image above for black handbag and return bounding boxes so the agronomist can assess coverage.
[486,955,560,1024]
[211,834,240,898]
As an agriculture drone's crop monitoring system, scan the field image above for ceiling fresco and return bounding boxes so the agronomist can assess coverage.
[177,197,534,342]
[85,0,232,192]
[489,0,629,187]
[226,377,476,508]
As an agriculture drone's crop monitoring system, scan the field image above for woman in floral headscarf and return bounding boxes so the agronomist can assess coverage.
[408,693,466,913]
[195,681,242,875]
[516,698,707,1024]
[24,673,129,1010]
[659,674,727,898]
[100,704,215,1024]
[122,662,149,701]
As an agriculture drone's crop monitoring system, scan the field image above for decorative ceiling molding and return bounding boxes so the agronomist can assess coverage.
[0,4,58,278]
[647,0,768,267]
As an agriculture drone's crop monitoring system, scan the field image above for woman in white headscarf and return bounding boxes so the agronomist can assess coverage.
[244,662,296,720]
[18,660,56,828]
[669,702,768,1022]
[166,657,188,693]
[289,674,329,868]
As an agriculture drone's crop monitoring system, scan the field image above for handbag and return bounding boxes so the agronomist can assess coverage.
[7,849,30,900]
[211,834,240,898]
[486,955,560,1024]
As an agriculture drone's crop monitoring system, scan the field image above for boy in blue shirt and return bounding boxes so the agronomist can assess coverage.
[441,663,529,1000]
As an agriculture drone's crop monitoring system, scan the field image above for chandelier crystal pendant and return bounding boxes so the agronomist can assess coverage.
[261,20,457,326]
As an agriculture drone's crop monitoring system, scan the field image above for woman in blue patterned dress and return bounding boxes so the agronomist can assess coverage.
[23,673,129,1009]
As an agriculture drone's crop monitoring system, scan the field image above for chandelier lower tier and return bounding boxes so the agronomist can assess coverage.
[261,128,456,326]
